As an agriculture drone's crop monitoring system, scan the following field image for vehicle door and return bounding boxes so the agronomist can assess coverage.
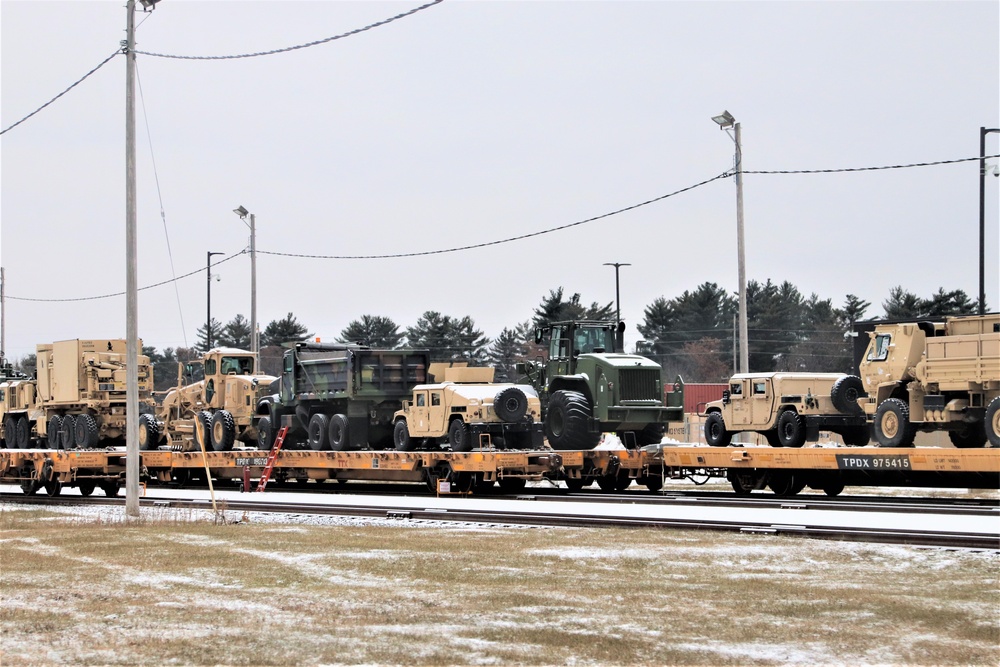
[750,379,775,426]
[410,391,430,436]
[426,390,448,435]
[729,379,751,426]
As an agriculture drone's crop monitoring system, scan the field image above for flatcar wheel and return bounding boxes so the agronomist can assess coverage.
[614,471,632,491]
[451,471,474,494]
[171,469,191,488]
[728,470,757,495]
[78,481,96,497]
[637,474,663,493]
[595,475,616,492]
[44,479,63,497]
[822,480,845,497]
[100,481,120,497]
[498,477,527,493]
[564,477,587,491]
[20,478,39,495]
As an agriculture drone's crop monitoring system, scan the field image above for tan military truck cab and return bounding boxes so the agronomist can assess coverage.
[392,366,543,452]
[704,372,869,447]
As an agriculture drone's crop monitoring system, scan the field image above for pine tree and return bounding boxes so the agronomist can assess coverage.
[337,315,404,348]
[405,311,489,363]
[261,313,312,348]
[219,314,252,349]
[882,286,922,320]
[195,318,225,351]
[486,327,527,381]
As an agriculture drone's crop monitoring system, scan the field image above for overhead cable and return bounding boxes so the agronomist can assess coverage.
[0,50,121,136]
[135,0,445,60]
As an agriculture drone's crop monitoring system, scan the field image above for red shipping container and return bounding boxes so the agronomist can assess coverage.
[666,383,727,415]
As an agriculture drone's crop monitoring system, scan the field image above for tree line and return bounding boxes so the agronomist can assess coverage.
[4,283,981,391]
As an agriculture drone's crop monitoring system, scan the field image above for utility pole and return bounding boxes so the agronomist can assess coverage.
[233,206,257,368]
[124,0,140,518]
[1,267,5,361]
[206,252,222,349]
[980,126,999,315]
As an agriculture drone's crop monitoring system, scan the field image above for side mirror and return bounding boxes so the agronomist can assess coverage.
[534,329,544,345]
[722,390,730,404]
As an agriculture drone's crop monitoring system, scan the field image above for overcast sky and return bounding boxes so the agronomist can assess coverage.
[1,0,998,361]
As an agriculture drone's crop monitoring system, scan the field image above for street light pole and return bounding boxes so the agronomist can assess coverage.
[206,252,222,349]
[712,110,749,373]
[233,206,257,367]
[124,0,140,518]
[603,262,631,324]
[979,126,999,315]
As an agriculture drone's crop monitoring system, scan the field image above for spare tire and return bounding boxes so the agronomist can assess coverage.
[831,375,864,415]
[494,387,528,422]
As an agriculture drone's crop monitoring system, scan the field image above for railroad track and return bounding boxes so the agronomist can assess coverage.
[4,487,997,551]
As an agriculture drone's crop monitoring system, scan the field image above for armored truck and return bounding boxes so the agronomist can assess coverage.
[1,340,152,449]
[703,372,870,447]
[858,314,1000,448]
[256,342,430,451]
[0,360,36,449]
[517,320,684,450]
[147,348,276,452]
[392,365,544,452]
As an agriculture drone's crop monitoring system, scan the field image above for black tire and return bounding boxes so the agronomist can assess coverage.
[393,420,414,452]
[614,471,632,491]
[564,477,587,491]
[138,414,160,451]
[194,410,213,451]
[822,480,846,497]
[986,397,1000,448]
[307,413,330,451]
[100,481,120,497]
[15,416,32,449]
[257,415,275,450]
[949,421,986,449]
[633,423,665,448]
[211,410,236,452]
[448,419,472,452]
[728,470,759,495]
[830,375,865,415]
[768,472,804,496]
[47,415,63,450]
[841,425,871,447]
[78,481,96,497]
[59,415,75,450]
[704,412,731,447]
[545,390,599,451]
[2,416,16,448]
[494,387,528,422]
[74,414,99,449]
[638,474,664,492]
[328,414,350,451]
[44,479,63,497]
[763,430,781,447]
[776,410,806,448]
[874,398,915,447]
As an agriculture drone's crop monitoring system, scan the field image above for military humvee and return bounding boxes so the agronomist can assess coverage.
[703,372,869,447]
[392,365,544,452]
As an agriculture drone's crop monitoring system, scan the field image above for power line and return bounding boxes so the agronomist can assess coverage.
[745,154,999,175]
[135,0,445,60]
[0,49,121,136]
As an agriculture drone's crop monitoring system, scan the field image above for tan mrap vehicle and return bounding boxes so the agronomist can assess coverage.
[392,365,544,452]
[703,372,870,448]
[146,348,276,452]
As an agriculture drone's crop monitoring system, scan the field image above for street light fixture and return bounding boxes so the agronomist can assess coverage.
[603,262,631,325]
[712,109,749,373]
[979,126,999,315]
[233,206,257,366]
[206,252,223,349]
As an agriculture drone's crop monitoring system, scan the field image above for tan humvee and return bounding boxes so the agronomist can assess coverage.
[703,372,869,448]
[150,348,276,452]
[392,365,544,452]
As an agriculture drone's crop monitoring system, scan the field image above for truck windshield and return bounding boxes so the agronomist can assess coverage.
[573,327,613,354]
[221,356,254,375]
[868,334,891,362]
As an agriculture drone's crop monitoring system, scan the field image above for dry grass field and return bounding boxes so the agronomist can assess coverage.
[1,503,997,666]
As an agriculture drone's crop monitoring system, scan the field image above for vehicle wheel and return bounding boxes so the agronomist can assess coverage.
[100,481,120,497]
[614,471,632,491]
[451,471,474,494]
[138,413,160,451]
[393,420,414,451]
[44,478,62,497]
[47,415,63,450]
[3,416,16,448]
[728,470,758,495]
[763,430,781,447]
[986,397,1000,448]
[171,469,191,488]
[256,415,275,450]
[498,477,527,493]
[74,414,100,449]
[78,481,96,497]
[822,480,845,497]
[328,414,350,451]
[15,416,32,449]
[634,423,665,448]
[841,425,871,447]
[307,413,330,451]
[768,472,804,496]
[210,410,236,451]
[776,410,806,448]
[949,421,986,448]
[59,415,75,450]
[564,477,587,491]
[704,412,731,447]
[545,390,598,450]
[20,478,39,495]
[595,474,617,492]
[638,474,663,492]
[494,387,528,422]
[874,398,915,447]
[448,419,472,452]
[193,411,213,451]
[830,375,865,415]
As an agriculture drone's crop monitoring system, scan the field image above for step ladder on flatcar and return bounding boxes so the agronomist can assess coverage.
[256,426,289,492]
